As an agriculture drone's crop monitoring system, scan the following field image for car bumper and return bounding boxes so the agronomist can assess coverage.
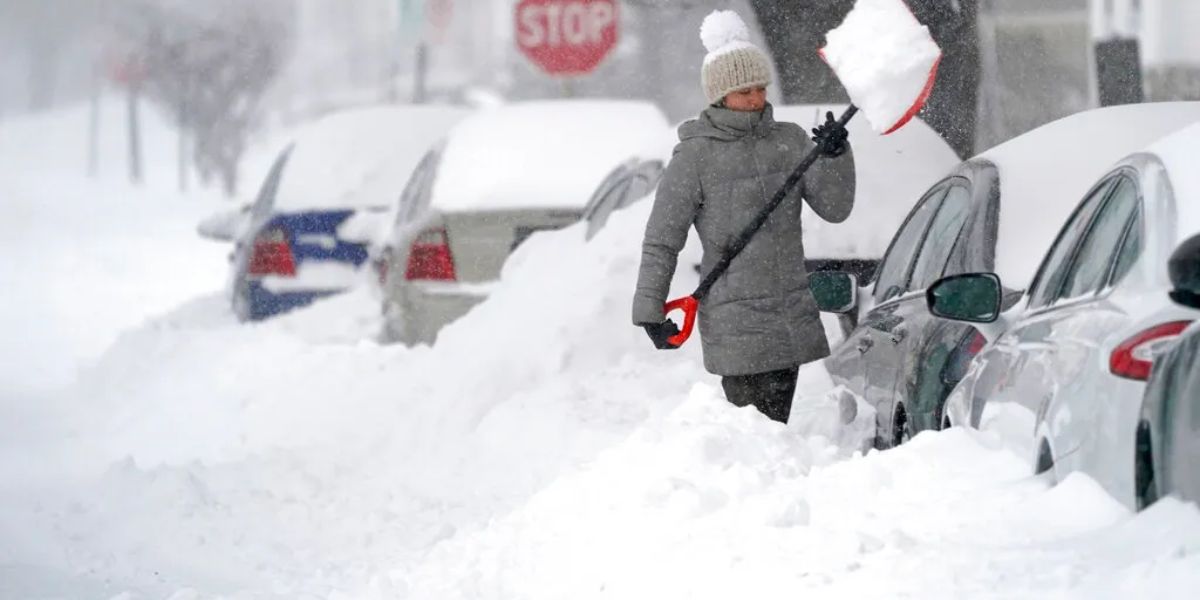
[238,281,342,321]
[382,281,492,345]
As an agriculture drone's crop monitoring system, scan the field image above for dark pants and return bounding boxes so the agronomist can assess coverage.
[721,366,800,423]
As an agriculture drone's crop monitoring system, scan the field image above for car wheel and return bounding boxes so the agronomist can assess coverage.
[893,403,911,447]
[1135,421,1158,510]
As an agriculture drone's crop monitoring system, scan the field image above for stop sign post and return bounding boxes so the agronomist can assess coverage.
[515,0,618,77]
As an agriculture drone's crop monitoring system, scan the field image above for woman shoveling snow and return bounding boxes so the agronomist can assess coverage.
[632,10,856,424]
[633,0,941,424]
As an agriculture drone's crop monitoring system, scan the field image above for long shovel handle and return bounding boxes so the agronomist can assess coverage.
[663,295,698,347]
[662,105,859,347]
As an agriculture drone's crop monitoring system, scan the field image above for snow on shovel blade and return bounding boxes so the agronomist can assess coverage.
[820,0,942,135]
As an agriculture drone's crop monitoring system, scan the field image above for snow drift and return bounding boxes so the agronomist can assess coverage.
[5,99,1200,599]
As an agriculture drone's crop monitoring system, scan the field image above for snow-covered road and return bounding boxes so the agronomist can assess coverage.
[3,104,1200,599]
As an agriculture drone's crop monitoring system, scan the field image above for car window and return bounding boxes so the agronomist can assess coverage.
[1110,210,1142,287]
[583,164,630,220]
[621,160,664,209]
[584,171,634,241]
[251,145,293,220]
[396,147,441,226]
[585,160,664,240]
[1027,178,1117,309]
[910,184,973,290]
[873,183,949,303]
[598,177,633,216]
[1060,177,1139,300]
[620,175,649,209]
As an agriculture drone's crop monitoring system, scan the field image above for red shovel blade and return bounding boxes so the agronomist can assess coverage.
[663,295,699,347]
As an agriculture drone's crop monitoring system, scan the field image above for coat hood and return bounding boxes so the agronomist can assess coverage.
[678,103,779,142]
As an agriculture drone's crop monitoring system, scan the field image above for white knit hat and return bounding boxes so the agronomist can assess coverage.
[700,10,773,104]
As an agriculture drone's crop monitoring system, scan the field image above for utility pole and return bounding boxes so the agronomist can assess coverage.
[177,95,189,193]
[88,62,101,178]
[414,42,429,103]
[127,78,143,185]
[397,0,428,102]
[1092,0,1144,106]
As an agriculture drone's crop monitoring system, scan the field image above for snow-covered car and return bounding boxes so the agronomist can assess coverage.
[199,105,470,321]
[376,100,670,345]
[928,112,1200,509]
[812,102,1200,451]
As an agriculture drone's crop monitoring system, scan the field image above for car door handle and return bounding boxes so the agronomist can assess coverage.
[857,337,874,354]
[890,326,908,345]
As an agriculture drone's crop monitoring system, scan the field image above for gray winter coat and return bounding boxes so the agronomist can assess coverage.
[632,103,856,376]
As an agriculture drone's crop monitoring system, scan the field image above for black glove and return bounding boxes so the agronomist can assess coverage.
[641,320,681,350]
[811,111,849,157]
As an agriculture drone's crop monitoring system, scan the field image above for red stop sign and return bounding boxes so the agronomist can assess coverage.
[515,0,619,76]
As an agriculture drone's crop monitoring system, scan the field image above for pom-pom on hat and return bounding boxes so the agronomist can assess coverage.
[700,10,772,104]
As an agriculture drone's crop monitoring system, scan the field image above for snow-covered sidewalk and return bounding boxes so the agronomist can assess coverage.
[3,103,1200,600]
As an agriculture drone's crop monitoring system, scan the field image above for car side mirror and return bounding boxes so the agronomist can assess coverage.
[1168,233,1200,309]
[197,206,250,242]
[810,271,858,314]
[927,273,1002,323]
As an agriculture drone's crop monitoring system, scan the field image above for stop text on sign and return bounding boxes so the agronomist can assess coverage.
[515,0,618,76]
[517,1,614,47]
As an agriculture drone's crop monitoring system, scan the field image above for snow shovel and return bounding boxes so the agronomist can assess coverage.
[663,0,942,347]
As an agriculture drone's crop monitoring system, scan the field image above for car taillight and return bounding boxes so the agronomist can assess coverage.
[405,228,456,281]
[943,330,988,385]
[247,227,296,277]
[966,330,987,355]
[1109,320,1192,381]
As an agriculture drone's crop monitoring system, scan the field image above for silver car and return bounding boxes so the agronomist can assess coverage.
[933,114,1200,509]
[376,100,671,345]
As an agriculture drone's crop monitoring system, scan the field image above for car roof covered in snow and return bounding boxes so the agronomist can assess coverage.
[774,104,960,259]
[978,102,1200,288]
[274,105,472,212]
[429,100,671,213]
[1145,120,1200,244]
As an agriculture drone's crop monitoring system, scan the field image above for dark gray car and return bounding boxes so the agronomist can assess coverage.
[1137,233,1200,509]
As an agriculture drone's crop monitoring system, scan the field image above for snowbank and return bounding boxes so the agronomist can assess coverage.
[400,411,1200,600]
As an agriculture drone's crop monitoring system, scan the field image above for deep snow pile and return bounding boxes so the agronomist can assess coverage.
[402,406,1200,599]
[10,195,1200,599]
[5,102,1200,599]
[0,197,722,596]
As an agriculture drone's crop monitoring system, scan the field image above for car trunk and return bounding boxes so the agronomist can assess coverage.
[441,209,583,283]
